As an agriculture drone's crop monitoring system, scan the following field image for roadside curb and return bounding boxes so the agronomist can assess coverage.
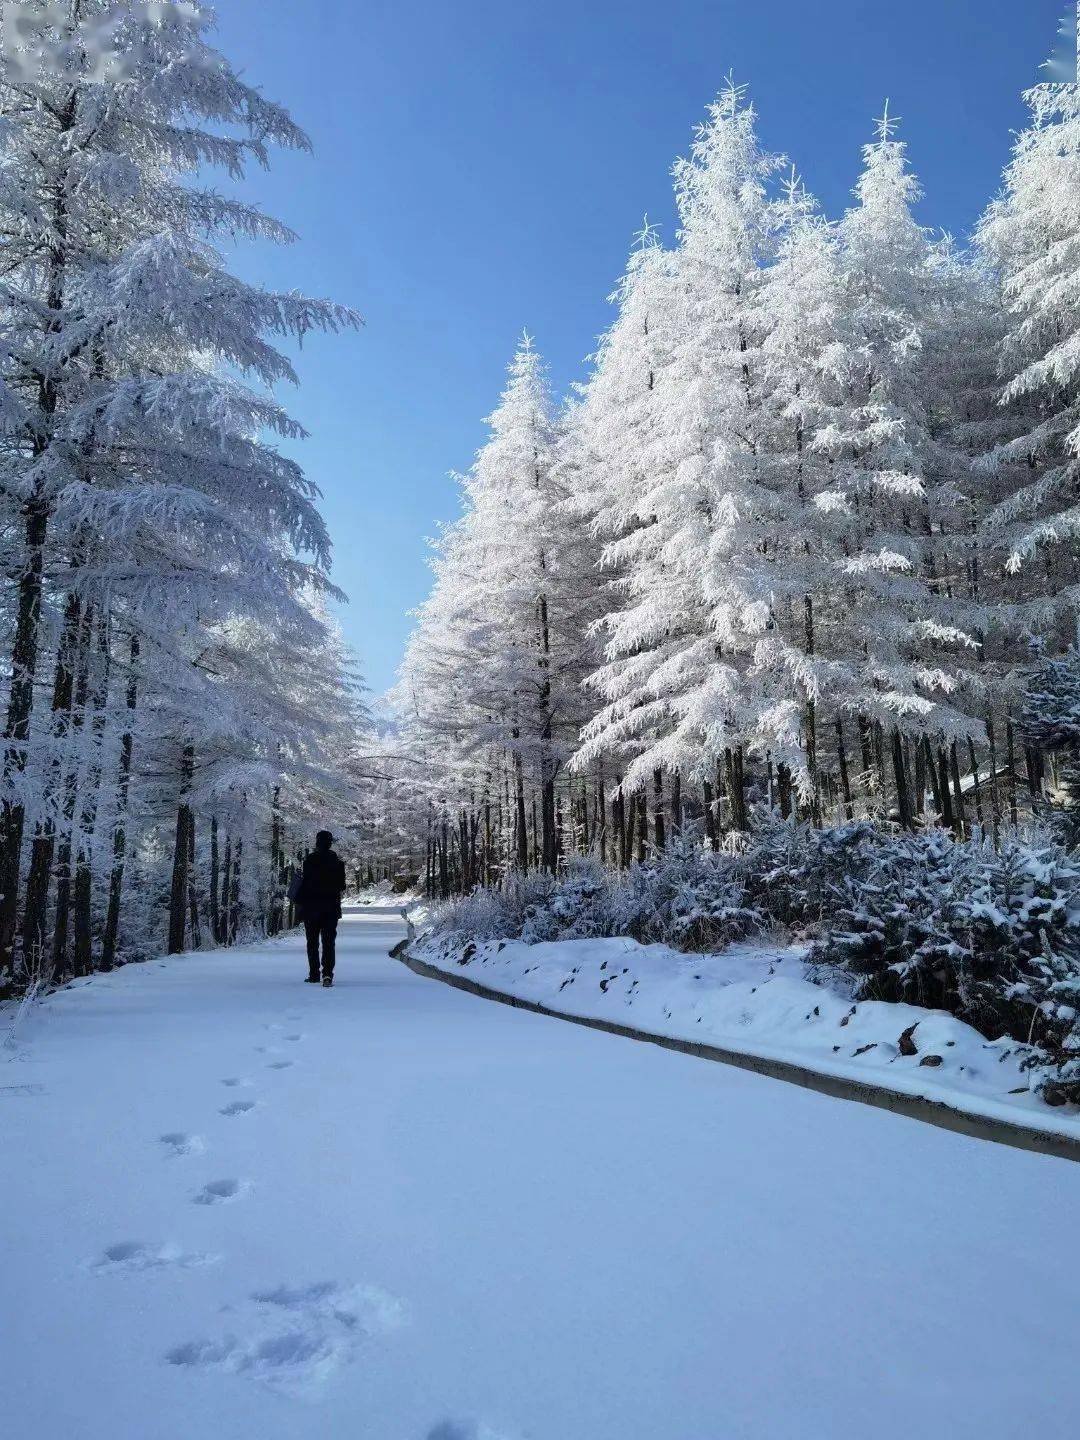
[391,941,1080,1166]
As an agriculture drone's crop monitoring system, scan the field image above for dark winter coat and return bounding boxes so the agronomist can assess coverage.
[297,847,347,920]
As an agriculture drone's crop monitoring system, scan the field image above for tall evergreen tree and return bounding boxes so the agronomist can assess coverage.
[0,2,362,983]
[976,58,1080,646]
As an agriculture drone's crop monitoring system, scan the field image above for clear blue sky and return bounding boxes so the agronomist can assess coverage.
[211,0,1066,698]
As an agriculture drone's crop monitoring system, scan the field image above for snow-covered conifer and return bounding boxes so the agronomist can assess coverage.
[976,59,1080,641]
[0,2,361,982]
[578,83,782,821]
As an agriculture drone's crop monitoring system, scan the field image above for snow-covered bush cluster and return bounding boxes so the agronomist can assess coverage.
[805,829,1080,1103]
[429,838,758,950]
[427,822,1080,1103]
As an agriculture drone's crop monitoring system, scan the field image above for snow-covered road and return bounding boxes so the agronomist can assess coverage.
[5,906,1078,1440]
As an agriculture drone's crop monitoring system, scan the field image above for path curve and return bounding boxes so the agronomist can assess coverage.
[394,941,1080,1164]
[5,905,1079,1440]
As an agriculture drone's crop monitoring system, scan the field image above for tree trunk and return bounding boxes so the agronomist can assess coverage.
[619,788,633,868]
[536,582,557,875]
[513,750,528,872]
[836,719,854,821]
[269,786,282,936]
[652,769,666,852]
[612,786,625,868]
[1,99,75,978]
[949,741,966,838]
[922,737,942,819]
[1025,745,1045,812]
[595,768,607,865]
[19,590,82,973]
[867,722,884,806]
[229,836,242,942]
[891,730,914,831]
[52,604,96,978]
[72,612,111,977]
[986,714,1002,849]
[0,501,52,976]
[221,836,233,941]
[541,775,557,874]
[914,740,927,817]
[1005,719,1019,828]
[187,809,201,948]
[936,746,955,833]
[726,748,749,831]
[803,595,820,824]
[209,815,221,945]
[776,762,793,820]
[167,746,194,954]
[101,634,139,970]
[966,737,984,830]
[864,720,881,789]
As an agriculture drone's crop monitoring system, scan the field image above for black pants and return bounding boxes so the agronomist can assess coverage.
[304,913,338,979]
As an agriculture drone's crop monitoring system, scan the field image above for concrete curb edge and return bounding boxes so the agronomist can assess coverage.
[390,940,1080,1166]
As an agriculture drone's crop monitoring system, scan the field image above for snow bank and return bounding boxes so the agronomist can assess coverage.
[413,931,1080,1145]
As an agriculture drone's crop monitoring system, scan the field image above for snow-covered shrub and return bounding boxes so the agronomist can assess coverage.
[746,818,881,931]
[424,819,1080,1102]
[807,829,978,1010]
[611,832,760,950]
[972,842,1080,1104]
[809,830,1080,1102]
[424,871,559,945]
[426,840,760,953]
[1024,945,1080,1106]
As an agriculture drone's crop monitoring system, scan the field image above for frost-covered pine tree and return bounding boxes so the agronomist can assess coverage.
[976,40,1080,645]
[393,39,1080,873]
[748,177,857,814]
[566,223,678,838]
[0,2,359,982]
[579,83,782,825]
[399,336,592,875]
[824,106,979,826]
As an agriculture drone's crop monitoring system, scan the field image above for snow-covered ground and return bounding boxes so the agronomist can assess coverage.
[5,906,1079,1440]
[413,931,1080,1144]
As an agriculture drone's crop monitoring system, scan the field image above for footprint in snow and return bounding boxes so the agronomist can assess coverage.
[219,1100,257,1117]
[192,1179,249,1206]
[220,1077,251,1089]
[91,1241,218,1274]
[267,1060,293,1070]
[284,1033,303,1043]
[166,1279,405,1398]
[160,1132,204,1157]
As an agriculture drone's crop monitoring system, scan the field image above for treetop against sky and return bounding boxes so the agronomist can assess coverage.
[1,1,1069,695]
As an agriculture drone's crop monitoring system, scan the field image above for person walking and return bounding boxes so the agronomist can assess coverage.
[296,830,347,986]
